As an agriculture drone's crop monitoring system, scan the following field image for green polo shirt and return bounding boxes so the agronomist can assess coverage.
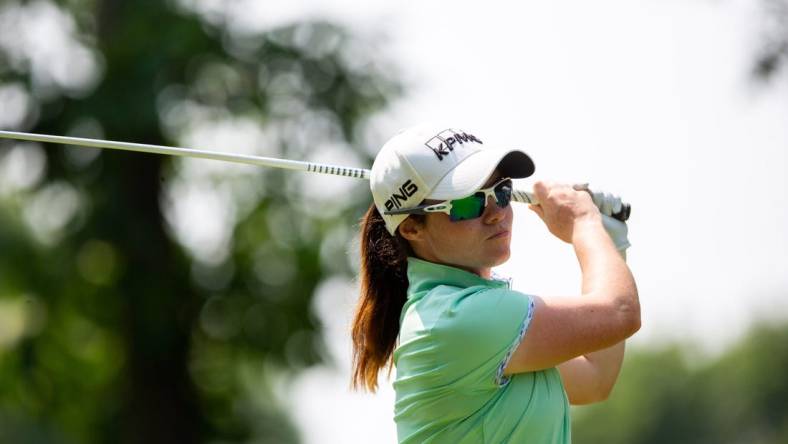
[393,257,570,444]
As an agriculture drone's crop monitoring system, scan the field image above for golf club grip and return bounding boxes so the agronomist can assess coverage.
[512,189,631,222]
[306,163,370,179]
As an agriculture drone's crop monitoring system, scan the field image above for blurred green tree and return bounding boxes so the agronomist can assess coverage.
[0,0,399,442]
[573,323,788,444]
[753,0,788,83]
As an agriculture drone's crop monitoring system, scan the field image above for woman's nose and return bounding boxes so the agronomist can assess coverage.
[482,194,505,223]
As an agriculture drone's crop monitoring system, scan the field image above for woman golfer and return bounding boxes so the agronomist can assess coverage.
[351,124,640,443]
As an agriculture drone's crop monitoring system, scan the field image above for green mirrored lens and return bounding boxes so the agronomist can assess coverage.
[449,195,484,221]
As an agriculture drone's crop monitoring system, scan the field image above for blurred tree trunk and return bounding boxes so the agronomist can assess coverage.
[113,152,202,444]
[92,1,203,442]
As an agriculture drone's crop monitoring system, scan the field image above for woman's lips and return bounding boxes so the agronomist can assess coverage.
[488,230,510,240]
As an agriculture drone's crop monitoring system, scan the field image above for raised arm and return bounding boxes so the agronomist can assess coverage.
[556,246,630,405]
[503,181,640,378]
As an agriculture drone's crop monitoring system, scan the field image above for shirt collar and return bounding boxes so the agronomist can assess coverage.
[406,256,510,296]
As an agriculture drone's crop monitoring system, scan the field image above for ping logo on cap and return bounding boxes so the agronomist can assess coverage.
[425,129,483,161]
[385,179,419,211]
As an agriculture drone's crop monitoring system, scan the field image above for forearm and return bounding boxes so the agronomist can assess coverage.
[572,218,639,331]
[583,340,625,398]
[557,339,626,404]
[577,248,628,399]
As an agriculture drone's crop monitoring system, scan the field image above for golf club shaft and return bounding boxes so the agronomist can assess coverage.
[0,130,370,179]
[0,130,630,220]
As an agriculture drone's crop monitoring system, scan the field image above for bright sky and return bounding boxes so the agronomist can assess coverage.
[250,1,788,443]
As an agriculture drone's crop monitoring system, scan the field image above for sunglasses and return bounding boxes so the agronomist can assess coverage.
[384,177,513,221]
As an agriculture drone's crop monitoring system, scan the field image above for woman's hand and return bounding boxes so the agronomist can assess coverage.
[503,181,639,378]
[528,181,602,244]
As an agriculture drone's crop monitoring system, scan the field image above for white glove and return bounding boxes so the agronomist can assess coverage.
[589,190,624,217]
[572,184,630,252]
[601,214,630,253]
[570,184,630,254]
[572,184,625,218]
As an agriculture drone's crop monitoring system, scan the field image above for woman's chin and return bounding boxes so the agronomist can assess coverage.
[487,248,511,268]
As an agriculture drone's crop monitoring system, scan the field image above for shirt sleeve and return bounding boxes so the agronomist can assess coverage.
[432,288,535,389]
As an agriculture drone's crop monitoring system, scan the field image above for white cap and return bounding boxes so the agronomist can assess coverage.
[370,123,535,235]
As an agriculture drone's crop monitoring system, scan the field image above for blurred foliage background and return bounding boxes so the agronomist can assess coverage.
[572,323,788,444]
[0,0,399,442]
[0,0,786,443]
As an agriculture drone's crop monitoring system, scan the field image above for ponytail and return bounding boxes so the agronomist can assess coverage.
[351,203,424,392]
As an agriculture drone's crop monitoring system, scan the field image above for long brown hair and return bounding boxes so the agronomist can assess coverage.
[351,203,424,392]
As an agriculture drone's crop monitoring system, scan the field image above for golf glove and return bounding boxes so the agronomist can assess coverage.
[589,190,624,218]
[573,185,630,253]
[601,214,630,253]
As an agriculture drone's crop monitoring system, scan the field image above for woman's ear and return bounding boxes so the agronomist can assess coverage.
[397,217,425,243]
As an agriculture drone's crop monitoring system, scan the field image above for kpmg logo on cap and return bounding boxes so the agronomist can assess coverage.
[425,129,483,161]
